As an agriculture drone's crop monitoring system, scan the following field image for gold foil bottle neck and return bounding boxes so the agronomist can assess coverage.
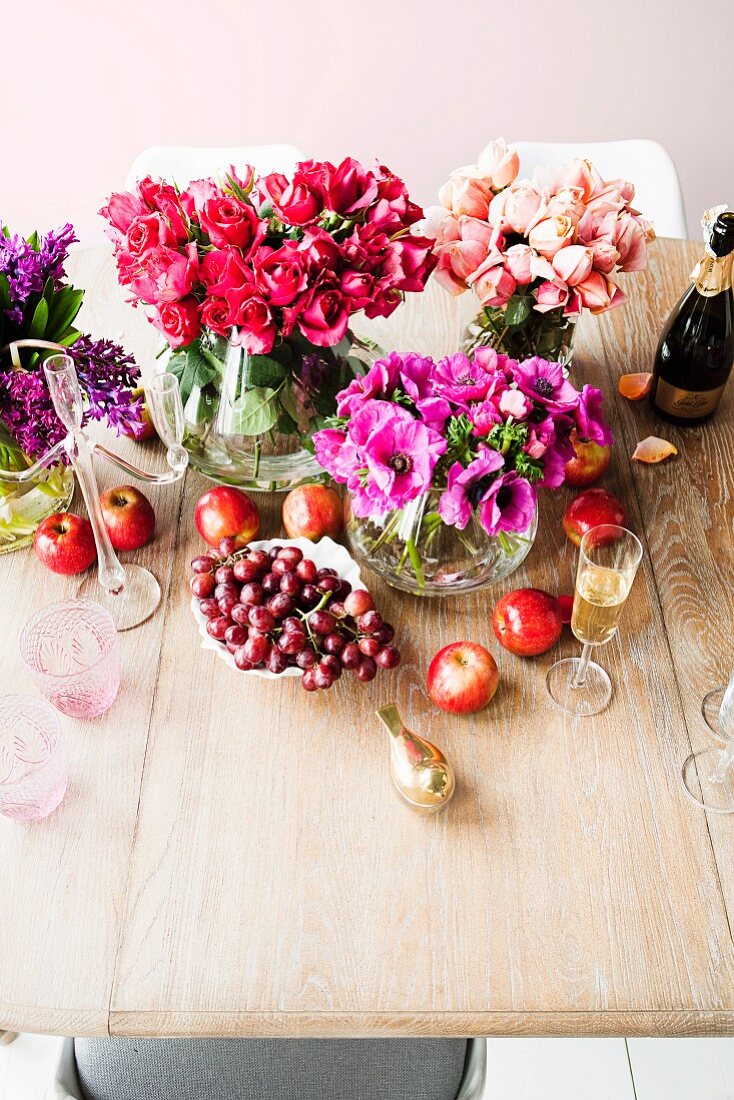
[376,705,455,813]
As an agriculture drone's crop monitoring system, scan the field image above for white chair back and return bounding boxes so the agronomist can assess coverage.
[124,143,304,191]
[512,139,687,239]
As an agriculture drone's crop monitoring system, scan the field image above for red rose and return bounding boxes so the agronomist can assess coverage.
[200,249,254,315]
[363,285,402,320]
[340,270,375,311]
[296,227,340,274]
[325,157,378,216]
[129,243,199,305]
[200,296,234,338]
[231,288,276,354]
[366,167,423,231]
[152,297,201,348]
[254,243,308,306]
[137,177,191,240]
[388,236,437,292]
[264,172,321,226]
[200,195,263,251]
[297,286,349,346]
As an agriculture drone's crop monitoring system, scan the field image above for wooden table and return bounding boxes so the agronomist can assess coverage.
[2,238,734,1039]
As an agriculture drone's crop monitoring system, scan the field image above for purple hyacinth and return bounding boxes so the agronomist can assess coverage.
[0,223,77,323]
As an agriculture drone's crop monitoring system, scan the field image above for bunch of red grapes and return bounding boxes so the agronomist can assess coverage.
[189,539,401,692]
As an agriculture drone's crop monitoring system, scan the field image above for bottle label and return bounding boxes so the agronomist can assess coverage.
[655,378,726,418]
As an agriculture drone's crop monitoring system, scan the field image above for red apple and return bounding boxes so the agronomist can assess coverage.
[100,485,155,551]
[557,595,574,625]
[195,485,261,549]
[34,512,97,575]
[426,641,499,714]
[492,588,563,656]
[122,387,157,441]
[564,431,612,488]
[562,488,627,547]
[282,483,343,541]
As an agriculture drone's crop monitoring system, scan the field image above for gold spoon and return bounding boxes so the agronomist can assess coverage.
[376,704,455,813]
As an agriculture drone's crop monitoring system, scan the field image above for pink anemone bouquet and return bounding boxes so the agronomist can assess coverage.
[313,348,613,546]
[426,139,654,363]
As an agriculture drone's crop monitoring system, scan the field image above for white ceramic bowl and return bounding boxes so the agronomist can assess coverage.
[190,536,366,679]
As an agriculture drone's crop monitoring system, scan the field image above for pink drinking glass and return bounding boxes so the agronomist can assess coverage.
[0,695,68,820]
[20,599,121,719]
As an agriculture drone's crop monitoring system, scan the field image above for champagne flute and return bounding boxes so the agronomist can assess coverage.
[681,668,734,813]
[546,525,642,716]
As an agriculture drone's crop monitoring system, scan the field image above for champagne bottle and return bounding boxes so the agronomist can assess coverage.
[650,209,734,425]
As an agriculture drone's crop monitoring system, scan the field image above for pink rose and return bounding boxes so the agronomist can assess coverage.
[552,244,594,286]
[200,296,234,338]
[253,242,308,306]
[181,178,220,214]
[340,270,375,310]
[468,257,516,306]
[99,190,147,236]
[432,216,496,293]
[200,248,252,311]
[264,171,322,226]
[129,243,199,305]
[152,296,201,348]
[613,212,650,272]
[528,215,575,259]
[137,177,191,239]
[545,186,586,224]
[231,289,276,353]
[297,226,341,273]
[534,280,569,313]
[297,286,349,346]
[325,157,378,215]
[504,244,535,285]
[558,158,601,202]
[575,271,626,313]
[586,239,620,274]
[126,213,176,257]
[423,206,460,246]
[388,236,436,292]
[439,169,493,219]
[200,195,262,251]
[367,167,422,231]
[489,181,543,235]
[477,138,520,189]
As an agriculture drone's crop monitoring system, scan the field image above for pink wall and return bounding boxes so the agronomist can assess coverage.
[2,0,731,241]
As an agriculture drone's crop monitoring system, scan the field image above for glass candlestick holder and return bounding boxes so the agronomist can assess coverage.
[0,342,188,631]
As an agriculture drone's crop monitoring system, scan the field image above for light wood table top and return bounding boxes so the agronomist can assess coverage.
[2,238,734,1039]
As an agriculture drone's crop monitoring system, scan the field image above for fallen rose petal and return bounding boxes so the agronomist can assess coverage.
[557,595,574,625]
[618,372,653,400]
[632,436,678,463]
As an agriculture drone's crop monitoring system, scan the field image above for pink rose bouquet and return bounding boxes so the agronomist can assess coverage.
[426,139,654,364]
[100,159,435,471]
[313,347,613,590]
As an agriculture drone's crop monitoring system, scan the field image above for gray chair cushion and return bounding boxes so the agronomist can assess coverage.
[74,1037,469,1100]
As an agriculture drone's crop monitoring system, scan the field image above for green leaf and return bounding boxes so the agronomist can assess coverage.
[243,355,286,389]
[57,328,81,347]
[28,297,49,339]
[167,341,219,407]
[0,423,28,474]
[280,382,300,423]
[504,294,532,327]
[0,273,11,313]
[229,385,279,435]
[25,230,39,252]
[46,287,84,340]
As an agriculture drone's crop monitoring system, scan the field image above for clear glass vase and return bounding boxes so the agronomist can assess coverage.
[345,489,538,597]
[463,303,577,365]
[161,328,373,492]
[0,461,74,555]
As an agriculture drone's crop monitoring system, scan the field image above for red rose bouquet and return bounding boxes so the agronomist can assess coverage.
[101,159,435,487]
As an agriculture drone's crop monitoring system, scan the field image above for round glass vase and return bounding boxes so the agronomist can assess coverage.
[345,490,538,597]
[160,328,373,492]
[463,302,577,366]
[0,461,74,555]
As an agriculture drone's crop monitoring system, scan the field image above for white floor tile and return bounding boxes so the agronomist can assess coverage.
[628,1038,734,1100]
[0,1033,63,1100]
[483,1038,635,1099]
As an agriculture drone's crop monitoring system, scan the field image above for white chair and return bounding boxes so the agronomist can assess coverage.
[512,139,688,239]
[124,143,304,191]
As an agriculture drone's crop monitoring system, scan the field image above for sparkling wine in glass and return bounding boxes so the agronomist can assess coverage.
[546,524,642,716]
